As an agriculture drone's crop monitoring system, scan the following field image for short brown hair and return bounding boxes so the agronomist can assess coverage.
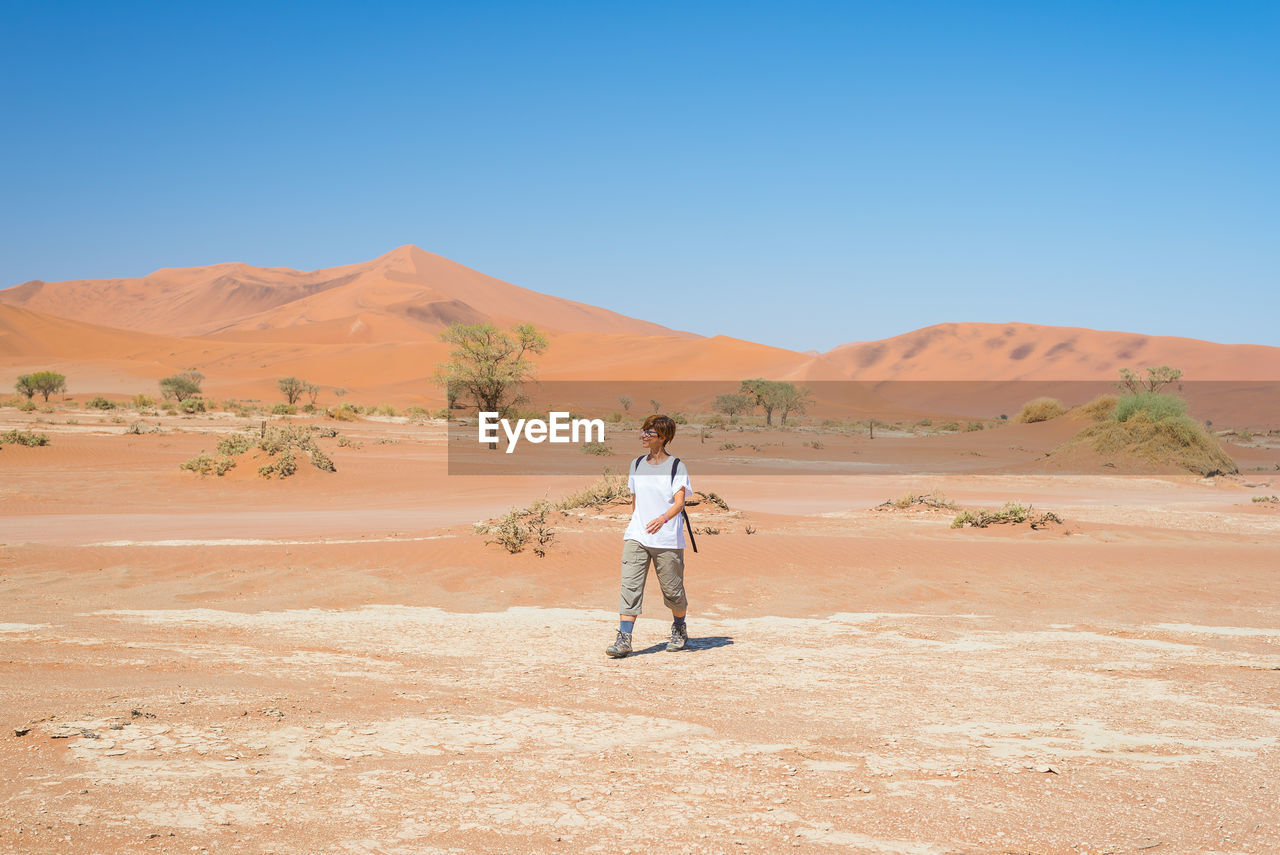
[642,414,676,447]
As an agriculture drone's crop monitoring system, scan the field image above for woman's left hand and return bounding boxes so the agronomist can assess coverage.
[645,515,667,534]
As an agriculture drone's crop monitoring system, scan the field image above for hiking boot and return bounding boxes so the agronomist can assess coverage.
[666,621,688,652]
[606,630,633,658]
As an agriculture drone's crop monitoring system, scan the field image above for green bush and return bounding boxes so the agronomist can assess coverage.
[131,393,156,409]
[271,402,297,416]
[330,404,360,421]
[258,449,298,479]
[309,447,336,472]
[1,429,51,447]
[951,502,1062,529]
[178,397,206,414]
[1114,392,1186,424]
[181,452,234,476]
[581,441,612,456]
[965,421,985,432]
[216,433,256,456]
[938,421,960,432]
[87,396,115,410]
[1014,397,1066,424]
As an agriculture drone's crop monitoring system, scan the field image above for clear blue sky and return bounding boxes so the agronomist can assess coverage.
[2,1,1276,351]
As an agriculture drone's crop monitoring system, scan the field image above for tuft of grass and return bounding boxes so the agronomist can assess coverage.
[937,421,960,432]
[1,429,51,446]
[271,403,297,416]
[1073,408,1236,476]
[181,452,236,476]
[581,441,612,456]
[330,404,360,421]
[1075,394,1118,421]
[951,502,1062,529]
[1014,397,1066,424]
[1114,391,1186,424]
[1252,495,1279,503]
[87,396,116,410]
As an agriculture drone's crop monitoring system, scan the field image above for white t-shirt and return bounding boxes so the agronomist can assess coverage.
[623,455,692,549]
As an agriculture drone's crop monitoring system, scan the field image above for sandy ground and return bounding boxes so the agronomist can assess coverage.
[3,409,1280,855]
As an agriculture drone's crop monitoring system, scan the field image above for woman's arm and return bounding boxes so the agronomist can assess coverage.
[645,486,686,534]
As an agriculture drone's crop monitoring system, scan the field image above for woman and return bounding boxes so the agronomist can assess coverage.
[606,414,691,658]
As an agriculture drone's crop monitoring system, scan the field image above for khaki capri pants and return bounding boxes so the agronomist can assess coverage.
[619,539,687,616]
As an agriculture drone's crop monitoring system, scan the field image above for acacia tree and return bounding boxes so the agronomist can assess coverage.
[278,377,307,405]
[435,322,548,416]
[159,370,203,401]
[713,393,753,417]
[738,379,812,426]
[1118,366,1183,394]
[14,375,36,400]
[19,371,67,402]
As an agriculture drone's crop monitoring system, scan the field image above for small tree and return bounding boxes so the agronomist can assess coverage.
[160,370,203,401]
[714,393,753,418]
[305,383,321,406]
[618,394,632,413]
[14,375,36,400]
[1118,366,1183,394]
[649,399,662,413]
[24,370,68,402]
[738,379,811,426]
[435,322,548,417]
[278,377,307,405]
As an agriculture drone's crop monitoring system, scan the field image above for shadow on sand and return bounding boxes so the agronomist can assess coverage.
[630,635,734,656]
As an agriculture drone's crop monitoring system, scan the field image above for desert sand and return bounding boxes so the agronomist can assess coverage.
[3,248,1280,854]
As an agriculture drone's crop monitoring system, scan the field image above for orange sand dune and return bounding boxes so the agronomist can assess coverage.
[820,321,1280,381]
[0,245,693,340]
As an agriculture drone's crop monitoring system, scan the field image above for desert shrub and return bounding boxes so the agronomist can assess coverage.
[1014,397,1066,424]
[706,415,727,430]
[1234,429,1255,443]
[486,509,530,553]
[309,447,336,472]
[131,393,156,409]
[965,421,985,432]
[258,448,298,479]
[609,410,623,423]
[581,441,611,456]
[336,435,362,449]
[405,405,429,418]
[216,433,256,456]
[803,439,825,449]
[124,422,160,435]
[371,404,398,417]
[330,404,360,421]
[87,396,115,410]
[432,407,450,420]
[915,419,933,428]
[178,397,206,414]
[1252,495,1279,503]
[213,456,236,476]
[1075,394,1118,421]
[1,429,51,447]
[882,492,956,511]
[271,403,297,416]
[66,418,79,425]
[938,421,960,432]
[1069,410,1236,476]
[719,442,739,451]
[1114,391,1186,424]
[696,525,721,535]
[951,502,1061,529]
[556,470,629,511]
[181,453,214,475]
[700,492,730,510]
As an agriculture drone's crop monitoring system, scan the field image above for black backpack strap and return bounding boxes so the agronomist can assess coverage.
[669,457,698,553]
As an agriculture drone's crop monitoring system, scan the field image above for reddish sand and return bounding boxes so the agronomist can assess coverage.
[2,248,1280,854]
[3,405,1280,854]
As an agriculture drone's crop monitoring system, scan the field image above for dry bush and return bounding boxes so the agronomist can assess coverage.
[951,502,1062,529]
[1,429,51,447]
[1252,495,1279,503]
[1074,394,1118,421]
[1014,397,1066,424]
[1072,410,1236,476]
[881,492,956,511]
[180,453,235,477]
[556,470,629,511]
[330,404,360,421]
[581,441,612,456]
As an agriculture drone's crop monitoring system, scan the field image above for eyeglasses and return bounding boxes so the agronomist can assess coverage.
[640,430,659,438]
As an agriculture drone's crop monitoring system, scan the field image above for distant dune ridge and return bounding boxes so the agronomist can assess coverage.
[2,245,1277,401]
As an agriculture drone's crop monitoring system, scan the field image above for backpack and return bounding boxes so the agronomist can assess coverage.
[633,455,698,553]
